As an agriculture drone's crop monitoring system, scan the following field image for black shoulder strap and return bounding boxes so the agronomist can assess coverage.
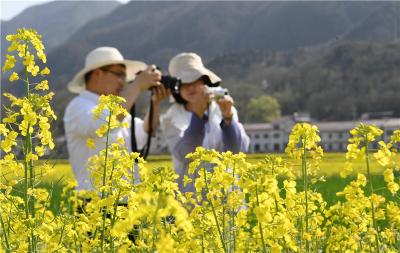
[130,94,153,159]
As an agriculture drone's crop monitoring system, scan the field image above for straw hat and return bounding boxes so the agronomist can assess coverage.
[67,47,147,93]
[168,52,221,87]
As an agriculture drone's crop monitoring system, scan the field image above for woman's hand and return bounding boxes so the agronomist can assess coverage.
[217,95,234,122]
[189,85,212,118]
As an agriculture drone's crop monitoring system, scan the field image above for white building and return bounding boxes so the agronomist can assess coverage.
[244,114,400,153]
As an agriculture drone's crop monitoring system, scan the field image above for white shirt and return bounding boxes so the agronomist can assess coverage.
[63,90,147,190]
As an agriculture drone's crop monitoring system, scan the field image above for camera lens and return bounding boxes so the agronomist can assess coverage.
[161,75,181,93]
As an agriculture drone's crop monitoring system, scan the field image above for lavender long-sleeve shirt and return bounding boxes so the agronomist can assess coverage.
[160,102,250,192]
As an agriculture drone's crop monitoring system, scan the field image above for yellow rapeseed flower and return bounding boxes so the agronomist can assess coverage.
[40,67,50,75]
[86,138,96,149]
[35,80,49,90]
[387,182,399,194]
[0,131,18,153]
[9,72,19,82]
[2,54,16,72]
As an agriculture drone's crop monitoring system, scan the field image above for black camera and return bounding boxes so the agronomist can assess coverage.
[160,75,181,94]
[160,75,189,104]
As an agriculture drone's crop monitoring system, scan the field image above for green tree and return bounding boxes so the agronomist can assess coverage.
[246,95,281,123]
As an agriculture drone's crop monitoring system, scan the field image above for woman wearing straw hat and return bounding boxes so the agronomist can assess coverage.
[160,52,249,193]
[64,47,169,191]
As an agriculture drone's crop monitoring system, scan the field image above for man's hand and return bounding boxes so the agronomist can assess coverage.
[143,82,170,135]
[119,64,161,120]
[151,85,171,106]
[134,65,161,91]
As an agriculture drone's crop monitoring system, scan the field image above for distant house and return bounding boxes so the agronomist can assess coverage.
[244,113,400,153]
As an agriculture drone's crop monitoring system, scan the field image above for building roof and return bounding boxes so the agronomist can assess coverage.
[243,123,273,131]
[244,117,400,132]
[317,118,400,131]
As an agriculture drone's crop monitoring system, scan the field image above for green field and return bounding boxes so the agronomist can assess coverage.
[34,152,392,183]
[5,152,398,213]
[3,152,393,185]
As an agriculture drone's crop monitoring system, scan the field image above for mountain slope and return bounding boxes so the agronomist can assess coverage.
[40,1,381,115]
[208,41,400,121]
[1,1,120,53]
[344,2,400,42]
[2,1,397,137]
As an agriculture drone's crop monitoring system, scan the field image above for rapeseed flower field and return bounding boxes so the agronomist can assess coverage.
[1,28,399,252]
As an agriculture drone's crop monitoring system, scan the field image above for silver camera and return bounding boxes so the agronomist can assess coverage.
[208,87,229,100]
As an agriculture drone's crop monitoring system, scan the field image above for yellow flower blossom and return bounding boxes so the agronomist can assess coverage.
[383,168,394,182]
[9,72,19,82]
[35,80,49,90]
[86,138,96,149]
[40,67,50,75]
[387,182,399,194]
[271,245,282,253]
[0,123,9,135]
[0,130,18,152]
[95,124,108,137]
[2,54,16,72]
[26,152,38,161]
[156,233,175,253]
[117,137,125,145]
[283,179,296,194]
[35,146,45,157]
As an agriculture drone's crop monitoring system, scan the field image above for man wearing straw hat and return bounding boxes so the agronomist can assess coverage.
[64,47,169,191]
[160,52,249,193]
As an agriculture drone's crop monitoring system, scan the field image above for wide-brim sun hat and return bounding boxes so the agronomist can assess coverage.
[67,47,147,93]
[168,52,221,87]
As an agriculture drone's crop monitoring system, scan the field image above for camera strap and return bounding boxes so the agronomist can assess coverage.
[130,93,153,160]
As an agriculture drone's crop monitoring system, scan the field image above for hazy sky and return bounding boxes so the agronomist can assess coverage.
[1,0,128,21]
[2,0,55,21]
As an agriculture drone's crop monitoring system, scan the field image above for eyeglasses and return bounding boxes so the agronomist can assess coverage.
[101,68,127,80]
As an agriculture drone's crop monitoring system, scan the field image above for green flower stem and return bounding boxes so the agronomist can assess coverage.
[57,222,66,246]
[111,191,121,251]
[24,123,34,217]
[222,205,226,246]
[110,189,122,251]
[23,41,37,252]
[255,185,267,253]
[231,162,236,253]
[203,168,227,253]
[271,160,280,213]
[364,136,380,252]
[201,233,205,253]
[109,162,116,182]
[151,192,162,250]
[299,217,304,250]
[108,158,117,249]
[23,131,29,219]
[301,138,309,253]
[72,219,82,252]
[100,110,113,252]
[23,41,30,221]
[110,191,121,227]
[25,42,30,98]
[0,208,11,253]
